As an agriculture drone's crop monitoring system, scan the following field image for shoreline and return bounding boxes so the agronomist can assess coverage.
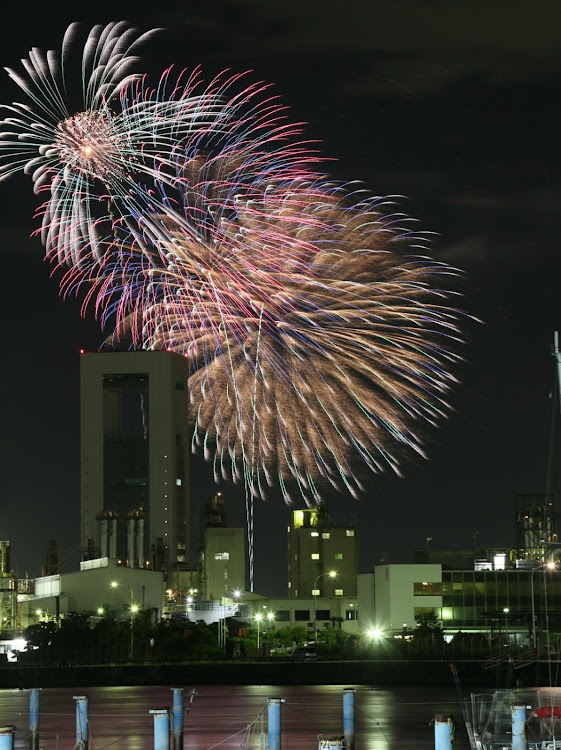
[0,658,531,689]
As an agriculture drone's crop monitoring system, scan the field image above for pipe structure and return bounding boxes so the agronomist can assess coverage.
[73,696,88,750]
[29,689,40,750]
[171,688,184,750]
[511,705,528,750]
[137,519,145,568]
[433,714,454,750]
[267,699,283,750]
[342,689,355,750]
[127,518,135,568]
[110,519,117,559]
[100,519,108,558]
[0,727,15,750]
[149,710,170,750]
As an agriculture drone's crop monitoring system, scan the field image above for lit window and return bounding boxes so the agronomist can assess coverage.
[322,532,330,539]
[176,479,182,486]
[311,531,319,537]
[214,552,230,560]
[311,553,320,560]
[335,553,343,559]
[345,530,355,537]
[413,582,442,596]
[335,589,343,596]
[312,588,320,596]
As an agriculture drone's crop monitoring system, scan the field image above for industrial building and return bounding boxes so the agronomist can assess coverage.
[80,350,190,571]
[288,506,358,599]
[0,540,16,632]
[16,558,165,629]
[359,553,561,643]
[199,493,245,601]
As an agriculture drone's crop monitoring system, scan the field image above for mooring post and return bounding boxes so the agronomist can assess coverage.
[268,699,283,750]
[511,705,528,750]
[171,688,184,750]
[343,688,355,750]
[150,709,170,750]
[0,727,15,750]
[29,688,40,750]
[434,714,454,749]
[73,695,89,750]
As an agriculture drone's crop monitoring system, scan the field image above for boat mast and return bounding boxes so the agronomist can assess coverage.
[554,332,561,411]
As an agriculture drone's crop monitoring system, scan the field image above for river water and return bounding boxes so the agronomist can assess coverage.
[0,684,471,750]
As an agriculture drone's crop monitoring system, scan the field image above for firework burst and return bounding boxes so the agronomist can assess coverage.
[1,22,465,504]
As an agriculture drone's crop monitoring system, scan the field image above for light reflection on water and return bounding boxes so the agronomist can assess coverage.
[0,684,472,750]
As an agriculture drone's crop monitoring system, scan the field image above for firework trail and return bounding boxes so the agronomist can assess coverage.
[0,22,465,507]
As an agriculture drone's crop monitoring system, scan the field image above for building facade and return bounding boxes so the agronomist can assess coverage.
[80,351,190,570]
[16,558,165,628]
[202,527,245,601]
[288,508,358,599]
[239,593,360,637]
[360,561,561,641]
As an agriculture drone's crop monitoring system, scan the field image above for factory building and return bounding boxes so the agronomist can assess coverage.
[199,493,245,601]
[288,506,358,599]
[80,350,190,571]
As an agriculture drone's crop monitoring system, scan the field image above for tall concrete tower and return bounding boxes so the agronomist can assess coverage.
[80,350,190,570]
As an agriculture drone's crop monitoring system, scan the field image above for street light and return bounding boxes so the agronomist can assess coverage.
[313,570,336,642]
[111,581,136,659]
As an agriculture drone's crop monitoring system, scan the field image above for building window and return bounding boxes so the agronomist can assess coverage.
[345,530,355,537]
[316,609,331,620]
[311,553,320,560]
[294,610,310,621]
[335,553,343,560]
[275,610,290,621]
[322,532,330,539]
[346,610,357,620]
[311,531,319,537]
[414,582,442,596]
[311,588,320,596]
[335,589,343,596]
[214,552,230,560]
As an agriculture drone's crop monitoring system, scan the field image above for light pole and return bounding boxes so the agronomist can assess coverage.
[111,581,136,659]
[530,562,557,650]
[314,570,336,642]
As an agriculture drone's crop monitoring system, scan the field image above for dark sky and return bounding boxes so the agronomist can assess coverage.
[1,2,560,596]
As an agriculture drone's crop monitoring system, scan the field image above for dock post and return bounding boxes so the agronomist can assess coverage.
[73,695,88,750]
[150,709,170,750]
[29,688,40,750]
[434,714,454,749]
[343,688,355,750]
[0,727,15,750]
[268,699,282,750]
[171,688,184,750]
[511,705,528,750]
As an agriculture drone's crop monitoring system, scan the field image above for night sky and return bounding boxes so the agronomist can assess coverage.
[1,2,560,597]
